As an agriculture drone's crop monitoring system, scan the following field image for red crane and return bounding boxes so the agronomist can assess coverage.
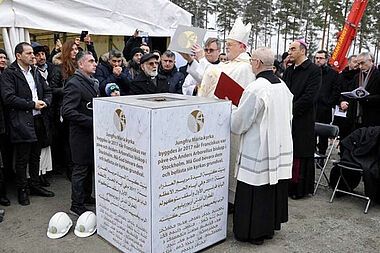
[329,0,369,72]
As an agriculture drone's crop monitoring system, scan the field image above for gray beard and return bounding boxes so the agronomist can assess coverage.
[146,69,158,77]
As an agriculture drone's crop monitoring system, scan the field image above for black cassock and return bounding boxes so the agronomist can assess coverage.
[283,59,321,198]
[233,70,290,243]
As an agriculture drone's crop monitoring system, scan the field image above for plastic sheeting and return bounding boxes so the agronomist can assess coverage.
[0,0,192,36]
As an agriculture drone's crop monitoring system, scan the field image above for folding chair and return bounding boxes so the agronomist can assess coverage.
[313,122,339,195]
[329,161,371,214]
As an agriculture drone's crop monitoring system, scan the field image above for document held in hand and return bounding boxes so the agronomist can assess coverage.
[341,86,370,99]
[214,72,244,106]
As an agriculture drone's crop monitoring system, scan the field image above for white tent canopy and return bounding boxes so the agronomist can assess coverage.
[0,0,192,61]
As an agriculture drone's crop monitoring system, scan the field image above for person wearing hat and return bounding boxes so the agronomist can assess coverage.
[32,42,55,85]
[283,40,321,199]
[31,42,57,187]
[94,49,131,96]
[105,83,120,97]
[129,53,169,95]
[126,47,144,80]
[197,17,256,213]
[122,29,152,61]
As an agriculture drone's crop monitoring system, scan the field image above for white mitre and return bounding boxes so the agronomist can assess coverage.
[227,17,252,46]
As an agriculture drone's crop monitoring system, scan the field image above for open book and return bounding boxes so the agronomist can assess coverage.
[341,86,370,99]
[214,72,244,106]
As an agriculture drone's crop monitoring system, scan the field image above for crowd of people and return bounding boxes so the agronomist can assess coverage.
[0,17,379,248]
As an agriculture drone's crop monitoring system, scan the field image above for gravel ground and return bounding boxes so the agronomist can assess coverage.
[1,158,379,253]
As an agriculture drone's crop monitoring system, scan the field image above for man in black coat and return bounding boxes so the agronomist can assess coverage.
[0,49,11,207]
[158,50,184,94]
[1,42,54,205]
[314,50,339,155]
[354,52,380,127]
[129,53,169,95]
[283,40,321,199]
[333,55,360,140]
[62,51,98,216]
[94,49,131,96]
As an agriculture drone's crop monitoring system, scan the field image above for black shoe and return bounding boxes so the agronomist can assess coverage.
[290,194,303,200]
[69,206,88,216]
[228,203,235,214]
[0,196,10,206]
[250,238,264,245]
[18,189,30,206]
[39,175,50,187]
[84,196,96,206]
[30,186,55,197]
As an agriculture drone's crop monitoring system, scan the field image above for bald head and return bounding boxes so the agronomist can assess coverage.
[251,47,275,75]
[254,47,274,66]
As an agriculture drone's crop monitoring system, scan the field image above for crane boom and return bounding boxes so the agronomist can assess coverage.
[329,0,369,72]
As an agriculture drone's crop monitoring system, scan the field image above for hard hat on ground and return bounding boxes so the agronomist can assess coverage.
[47,212,73,239]
[74,211,97,238]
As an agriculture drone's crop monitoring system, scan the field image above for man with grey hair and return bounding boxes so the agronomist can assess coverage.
[94,49,131,96]
[62,51,99,216]
[230,47,293,245]
[353,51,380,126]
[158,50,184,94]
[180,37,222,95]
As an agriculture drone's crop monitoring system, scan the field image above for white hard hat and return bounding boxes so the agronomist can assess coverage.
[74,211,97,238]
[47,212,73,239]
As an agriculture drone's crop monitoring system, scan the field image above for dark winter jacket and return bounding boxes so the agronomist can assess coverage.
[0,61,51,143]
[337,67,360,121]
[61,70,98,165]
[354,66,380,126]
[316,64,339,113]
[122,36,151,61]
[94,61,131,96]
[158,64,185,94]
[129,72,169,95]
[340,127,380,202]
[283,59,321,157]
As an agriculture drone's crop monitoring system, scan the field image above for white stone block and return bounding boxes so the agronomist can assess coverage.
[94,93,231,253]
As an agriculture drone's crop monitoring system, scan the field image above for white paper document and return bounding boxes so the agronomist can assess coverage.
[341,86,370,99]
[334,105,347,118]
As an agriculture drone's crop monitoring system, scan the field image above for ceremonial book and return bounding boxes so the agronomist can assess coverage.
[168,25,206,54]
[214,72,244,106]
[341,86,370,99]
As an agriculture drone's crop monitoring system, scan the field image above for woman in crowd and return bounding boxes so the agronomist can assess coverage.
[50,41,79,180]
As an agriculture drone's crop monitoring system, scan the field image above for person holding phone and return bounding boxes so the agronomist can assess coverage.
[74,32,98,63]
[123,29,151,61]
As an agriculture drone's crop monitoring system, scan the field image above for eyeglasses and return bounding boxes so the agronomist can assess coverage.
[204,48,218,53]
[147,61,159,66]
[250,58,264,64]
[358,60,368,65]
